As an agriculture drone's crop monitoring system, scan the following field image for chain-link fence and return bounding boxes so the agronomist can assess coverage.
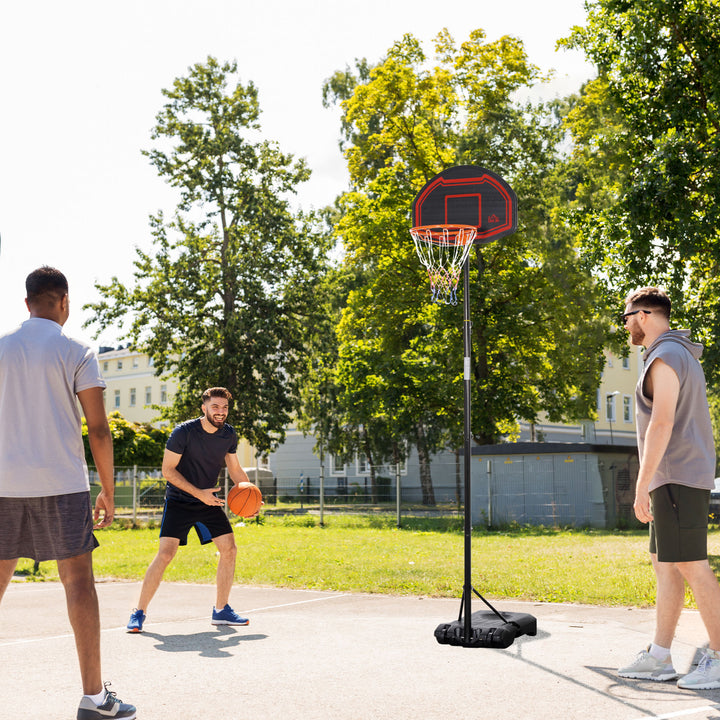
[89,466,166,521]
[90,466,464,523]
[92,455,644,529]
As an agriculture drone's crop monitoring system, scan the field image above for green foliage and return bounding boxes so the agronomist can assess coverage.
[82,412,170,466]
[562,0,720,380]
[318,29,609,460]
[84,57,333,452]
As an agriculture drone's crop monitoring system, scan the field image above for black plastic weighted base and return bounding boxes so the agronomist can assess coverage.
[434,611,537,648]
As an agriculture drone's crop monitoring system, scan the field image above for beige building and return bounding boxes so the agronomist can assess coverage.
[99,347,175,426]
[595,345,644,444]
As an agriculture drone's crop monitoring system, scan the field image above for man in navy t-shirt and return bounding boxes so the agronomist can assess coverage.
[126,387,256,632]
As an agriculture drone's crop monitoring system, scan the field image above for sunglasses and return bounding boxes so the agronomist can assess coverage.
[620,309,652,324]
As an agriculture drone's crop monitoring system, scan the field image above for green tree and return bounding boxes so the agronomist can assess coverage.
[296,262,362,469]
[84,57,332,453]
[82,412,170,467]
[320,31,609,503]
[562,0,720,378]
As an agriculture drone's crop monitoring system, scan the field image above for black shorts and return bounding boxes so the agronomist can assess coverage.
[0,491,99,562]
[649,483,710,562]
[159,498,233,546]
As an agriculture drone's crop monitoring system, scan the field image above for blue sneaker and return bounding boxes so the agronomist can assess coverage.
[77,682,136,719]
[126,608,145,633]
[212,604,249,626]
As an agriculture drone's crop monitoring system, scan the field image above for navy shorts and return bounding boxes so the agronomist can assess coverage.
[0,491,98,562]
[649,483,710,562]
[160,498,233,545]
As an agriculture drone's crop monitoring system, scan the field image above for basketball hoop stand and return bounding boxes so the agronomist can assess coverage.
[410,165,535,649]
[430,255,536,649]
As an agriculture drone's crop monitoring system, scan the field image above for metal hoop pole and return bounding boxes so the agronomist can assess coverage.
[462,251,473,642]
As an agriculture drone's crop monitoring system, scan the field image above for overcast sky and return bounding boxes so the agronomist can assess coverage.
[0,0,594,347]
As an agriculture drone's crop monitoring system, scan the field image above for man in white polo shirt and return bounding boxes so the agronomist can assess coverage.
[0,266,135,720]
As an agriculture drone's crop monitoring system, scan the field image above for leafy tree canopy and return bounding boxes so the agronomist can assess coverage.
[84,57,333,453]
[320,30,610,452]
[562,0,720,377]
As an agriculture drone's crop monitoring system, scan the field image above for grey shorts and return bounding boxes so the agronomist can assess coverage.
[649,483,710,562]
[0,491,99,562]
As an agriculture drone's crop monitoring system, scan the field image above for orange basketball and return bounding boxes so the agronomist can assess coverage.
[227,482,262,517]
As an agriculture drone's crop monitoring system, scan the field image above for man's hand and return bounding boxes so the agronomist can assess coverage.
[634,484,653,524]
[199,486,224,506]
[93,489,115,529]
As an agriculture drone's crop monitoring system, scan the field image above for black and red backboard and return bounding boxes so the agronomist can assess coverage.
[411,165,517,244]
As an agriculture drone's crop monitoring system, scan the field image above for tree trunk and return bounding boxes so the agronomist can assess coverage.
[416,422,435,506]
[361,427,377,503]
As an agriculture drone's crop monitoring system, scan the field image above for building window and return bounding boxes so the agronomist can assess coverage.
[145,386,152,405]
[606,394,617,422]
[103,361,109,372]
[160,384,167,404]
[114,390,120,409]
[330,455,346,475]
[376,461,408,476]
[132,357,139,368]
[117,360,123,370]
[623,396,632,423]
[622,356,630,370]
[129,388,136,407]
[357,456,368,474]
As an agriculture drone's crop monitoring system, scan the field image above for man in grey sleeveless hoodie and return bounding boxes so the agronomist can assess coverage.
[617,287,720,689]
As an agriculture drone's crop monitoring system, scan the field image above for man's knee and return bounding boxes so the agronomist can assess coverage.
[676,558,712,580]
[155,544,178,566]
[57,555,97,606]
[214,535,237,559]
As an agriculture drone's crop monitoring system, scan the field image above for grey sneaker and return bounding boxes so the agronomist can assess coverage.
[77,682,136,719]
[678,649,720,689]
[618,645,678,681]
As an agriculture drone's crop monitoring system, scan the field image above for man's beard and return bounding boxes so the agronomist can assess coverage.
[204,410,226,428]
[629,326,645,346]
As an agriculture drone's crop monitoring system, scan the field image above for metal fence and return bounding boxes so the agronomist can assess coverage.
[93,458,638,529]
[90,466,464,523]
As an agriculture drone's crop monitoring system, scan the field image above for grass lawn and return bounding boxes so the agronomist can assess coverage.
[13,515,720,608]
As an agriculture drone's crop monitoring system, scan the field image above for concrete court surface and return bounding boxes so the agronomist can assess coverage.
[3,581,720,720]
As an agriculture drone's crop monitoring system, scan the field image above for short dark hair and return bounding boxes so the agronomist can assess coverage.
[202,387,233,403]
[624,286,671,319]
[25,266,68,305]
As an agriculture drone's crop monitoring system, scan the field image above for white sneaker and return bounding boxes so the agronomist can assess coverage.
[618,645,678,681]
[678,649,720,689]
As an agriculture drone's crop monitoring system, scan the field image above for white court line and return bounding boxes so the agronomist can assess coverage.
[240,592,348,614]
[632,704,720,720]
[0,591,347,647]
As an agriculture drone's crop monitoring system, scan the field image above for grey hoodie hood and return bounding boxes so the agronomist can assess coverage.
[644,328,704,363]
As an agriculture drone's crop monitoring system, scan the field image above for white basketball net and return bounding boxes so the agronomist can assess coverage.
[410,225,477,305]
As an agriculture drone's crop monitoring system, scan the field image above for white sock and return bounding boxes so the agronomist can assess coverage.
[649,643,671,661]
[85,689,106,706]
